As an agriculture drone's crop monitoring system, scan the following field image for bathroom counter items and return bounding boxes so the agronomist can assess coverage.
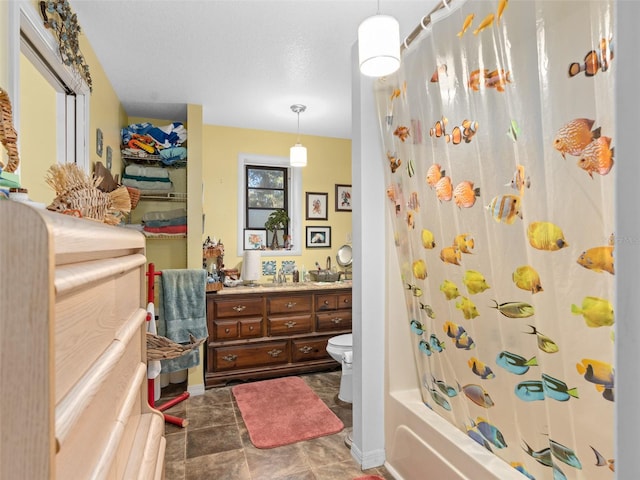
[206,285,352,387]
[215,280,352,295]
[0,201,165,480]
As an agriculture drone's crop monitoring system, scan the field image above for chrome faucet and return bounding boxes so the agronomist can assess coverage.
[326,256,331,270]
[275,267,287,284]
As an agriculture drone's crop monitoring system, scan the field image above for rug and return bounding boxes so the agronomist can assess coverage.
[353,476,385,480]
[231,376,344,449]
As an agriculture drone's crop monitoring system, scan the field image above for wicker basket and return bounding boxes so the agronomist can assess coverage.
[126,186,141,209]
[0,87,20,173]
[146,332,207,361]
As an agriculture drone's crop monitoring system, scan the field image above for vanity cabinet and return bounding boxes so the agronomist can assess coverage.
[205,287,351,387]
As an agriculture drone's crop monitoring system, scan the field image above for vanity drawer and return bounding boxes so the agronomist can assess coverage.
[240,318,262,338]
[292,337,331,362]
[268,314,312,336]
[316,311,352,331]
[316,294,337,311]
[338,293,352,309]
[214,297,263,318]
[214,320,239,340]
[213,341,289,371]
[268,295,312,314]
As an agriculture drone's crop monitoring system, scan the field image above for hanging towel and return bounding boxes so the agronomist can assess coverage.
[158,269,208,373]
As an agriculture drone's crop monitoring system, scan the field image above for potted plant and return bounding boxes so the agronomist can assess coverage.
[264,209,290,249]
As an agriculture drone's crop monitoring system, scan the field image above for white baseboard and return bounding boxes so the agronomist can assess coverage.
[350,443,386,471]
[187,383,205,397]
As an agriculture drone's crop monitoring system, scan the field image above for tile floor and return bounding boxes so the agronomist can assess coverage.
[159,371,393,480]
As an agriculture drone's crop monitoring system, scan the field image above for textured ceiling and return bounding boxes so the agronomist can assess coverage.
[72,0,440,139]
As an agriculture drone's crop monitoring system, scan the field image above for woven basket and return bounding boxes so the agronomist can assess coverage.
[146,332,207,361]
[0,87,20,173]
[126,186,141,209]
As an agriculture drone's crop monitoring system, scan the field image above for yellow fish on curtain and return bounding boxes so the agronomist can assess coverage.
[374,0,615,478]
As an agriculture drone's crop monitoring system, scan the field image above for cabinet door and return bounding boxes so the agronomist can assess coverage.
[292,337,332,362]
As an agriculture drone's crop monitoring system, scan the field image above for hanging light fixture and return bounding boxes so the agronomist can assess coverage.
[290,104,307,167]
[358,0,400,77]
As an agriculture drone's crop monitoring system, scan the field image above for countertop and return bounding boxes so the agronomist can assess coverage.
[210,280,352,295]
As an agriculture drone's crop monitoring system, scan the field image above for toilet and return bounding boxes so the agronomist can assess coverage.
[326,333,353,403]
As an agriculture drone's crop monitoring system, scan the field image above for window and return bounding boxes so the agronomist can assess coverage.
[237,154,301,256]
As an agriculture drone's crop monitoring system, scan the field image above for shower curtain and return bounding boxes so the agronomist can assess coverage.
[374,1,614,479]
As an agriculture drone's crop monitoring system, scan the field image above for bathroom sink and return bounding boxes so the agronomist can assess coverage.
[308,270,342,282]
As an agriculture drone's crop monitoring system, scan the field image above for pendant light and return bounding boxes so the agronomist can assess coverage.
[290,104,307,167]
[358,0,400,77]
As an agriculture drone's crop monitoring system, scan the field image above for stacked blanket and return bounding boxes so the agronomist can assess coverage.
[142,207,187,237]
[122,164,173,195]
[121,122,188,166]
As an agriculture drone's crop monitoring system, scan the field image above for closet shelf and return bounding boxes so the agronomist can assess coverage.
[139,192,187,202]
[122,153,187,169]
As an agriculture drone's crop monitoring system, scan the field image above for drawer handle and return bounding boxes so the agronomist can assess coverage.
[299,346,313,354]
[248,326,254,331]
[284,320,297,328]
[224,328,230,334]
[286,301,297,308]
[343,299,350,304]
[332,317,343,324]
[323,300,330,305]
[233,305,246,312]
[222,354,238,362]
[267,349,283,358]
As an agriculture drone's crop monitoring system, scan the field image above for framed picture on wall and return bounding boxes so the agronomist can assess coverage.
[243,229,266,250]
[306,226,331,248]
[335,184,352,211]
[305,192,328,220]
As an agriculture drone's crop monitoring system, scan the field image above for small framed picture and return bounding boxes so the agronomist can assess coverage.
[106,146,113,170]
[96,128,103,157]
[243,229,266,250]
[306,226,331,248]
[306,192,328,220]
[335,184,352,212]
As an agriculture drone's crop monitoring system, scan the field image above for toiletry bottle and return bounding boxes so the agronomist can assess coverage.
[293,268,299,283]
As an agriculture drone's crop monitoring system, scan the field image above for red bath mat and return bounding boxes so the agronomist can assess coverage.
[353,476,385,480]
[232,376,344,449]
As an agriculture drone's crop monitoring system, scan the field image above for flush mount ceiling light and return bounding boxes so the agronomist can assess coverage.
[358,0,401,77]
[290,104,307,167]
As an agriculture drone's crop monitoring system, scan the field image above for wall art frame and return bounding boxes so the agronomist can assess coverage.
[306,226,331,248]
[243,229,266,250]
[305,192,328,220]
[335,184,352,212]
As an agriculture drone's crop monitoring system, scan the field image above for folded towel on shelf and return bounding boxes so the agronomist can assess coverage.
[143,216,187,228]
[142,208,187,222]
[158,269,208,373]
[124,164,171,178]
[122,177,173,191]
[122,172,172,183]
[143,224,187,235]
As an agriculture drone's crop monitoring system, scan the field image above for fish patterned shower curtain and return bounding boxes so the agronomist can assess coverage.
[374,1,614,478]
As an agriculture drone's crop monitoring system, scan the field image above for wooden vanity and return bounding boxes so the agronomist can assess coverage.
[205,283,352,387]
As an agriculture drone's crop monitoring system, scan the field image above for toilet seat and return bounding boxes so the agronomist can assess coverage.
[328,333,352,348]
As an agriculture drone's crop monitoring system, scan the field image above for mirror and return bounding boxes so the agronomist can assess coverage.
[336,244,352,267]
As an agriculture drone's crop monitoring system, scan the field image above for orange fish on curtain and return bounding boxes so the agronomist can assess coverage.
[430,64,448,82]
[553,118,601,159]
[446,120,479,145]
[453,181,481,208]
[577,245,614,274]
[394,125,410,142]
[485,69,512,92]
[387,151,402,173]
[430,116,448,138]
[435,176,453,202]
[577,136,615,178]
[569,38,614,77]
[426,164,445,188]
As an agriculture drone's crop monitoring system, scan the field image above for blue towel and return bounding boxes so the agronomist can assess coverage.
[158,269,208,373]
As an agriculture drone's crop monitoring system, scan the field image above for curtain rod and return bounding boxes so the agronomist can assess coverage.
[401,0,457,52]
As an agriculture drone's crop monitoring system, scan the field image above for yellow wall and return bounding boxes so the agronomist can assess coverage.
[203,125,352,276]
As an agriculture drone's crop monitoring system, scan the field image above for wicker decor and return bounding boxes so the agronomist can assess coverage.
[146,332,207,361]
[0,87,20,173]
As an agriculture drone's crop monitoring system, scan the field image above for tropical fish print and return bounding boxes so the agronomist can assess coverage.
[431,376,457,397]
[542,373,579,401]
[453,181,480,208]
[522,441,554,468]
[515,380,545,402]
[525,325,560,353]
[473,13,495,35]
[590,446,615,472]
[577,136,614,178]
[550,439,583,469]
[430,64,448,83]
[419,302,436,319]
[577,245,614,274]
[468,69,488,91]
[487,194,522,224]
[506,119,521,142]
[410,319,424,335]
[490,300,535,318]
[496,351,538,375]
[512,265,543,294]
[426,164,445,188]
[394,125,410,142]
[406,283,423,297]
[440,279,460,300]
[496,0,509,24]
[407,191,419,211]
[429,387,452,411]
[440,246,462,266]
[453,233,475,253]
[389,81,406,101]
[600,386,614,402]
[429,334,446,352]
[463,270,490,294]
[406,210,416,229]
[412,259,427,279]
[421,229,436,249]
[569,37,614,77]
[553,118,601,159]
[467,424,493,452]
[419,339,433,356]
[406,158,416,177]
[527,221,568,251]
[462,384,495,408]
[485,69,512,92]
[445,119,479,144]
[510,462,535,480]
[457,13,474,37]
[435,176,453,202]
[387,151,402,173]
[576,358,614,389]
[508,165,530,197]
[571,296,614,327]
[454,333,476,350]
[469,357,496,379]
[429,116,448,138]
[456,296,479,320]
[443,321,465,339]
[475,417,507,449]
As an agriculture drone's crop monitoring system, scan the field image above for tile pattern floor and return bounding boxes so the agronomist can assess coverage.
[159,371,394,480]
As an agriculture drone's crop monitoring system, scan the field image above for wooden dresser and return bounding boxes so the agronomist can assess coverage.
[0,201,165,479]
[206,285,352,387]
